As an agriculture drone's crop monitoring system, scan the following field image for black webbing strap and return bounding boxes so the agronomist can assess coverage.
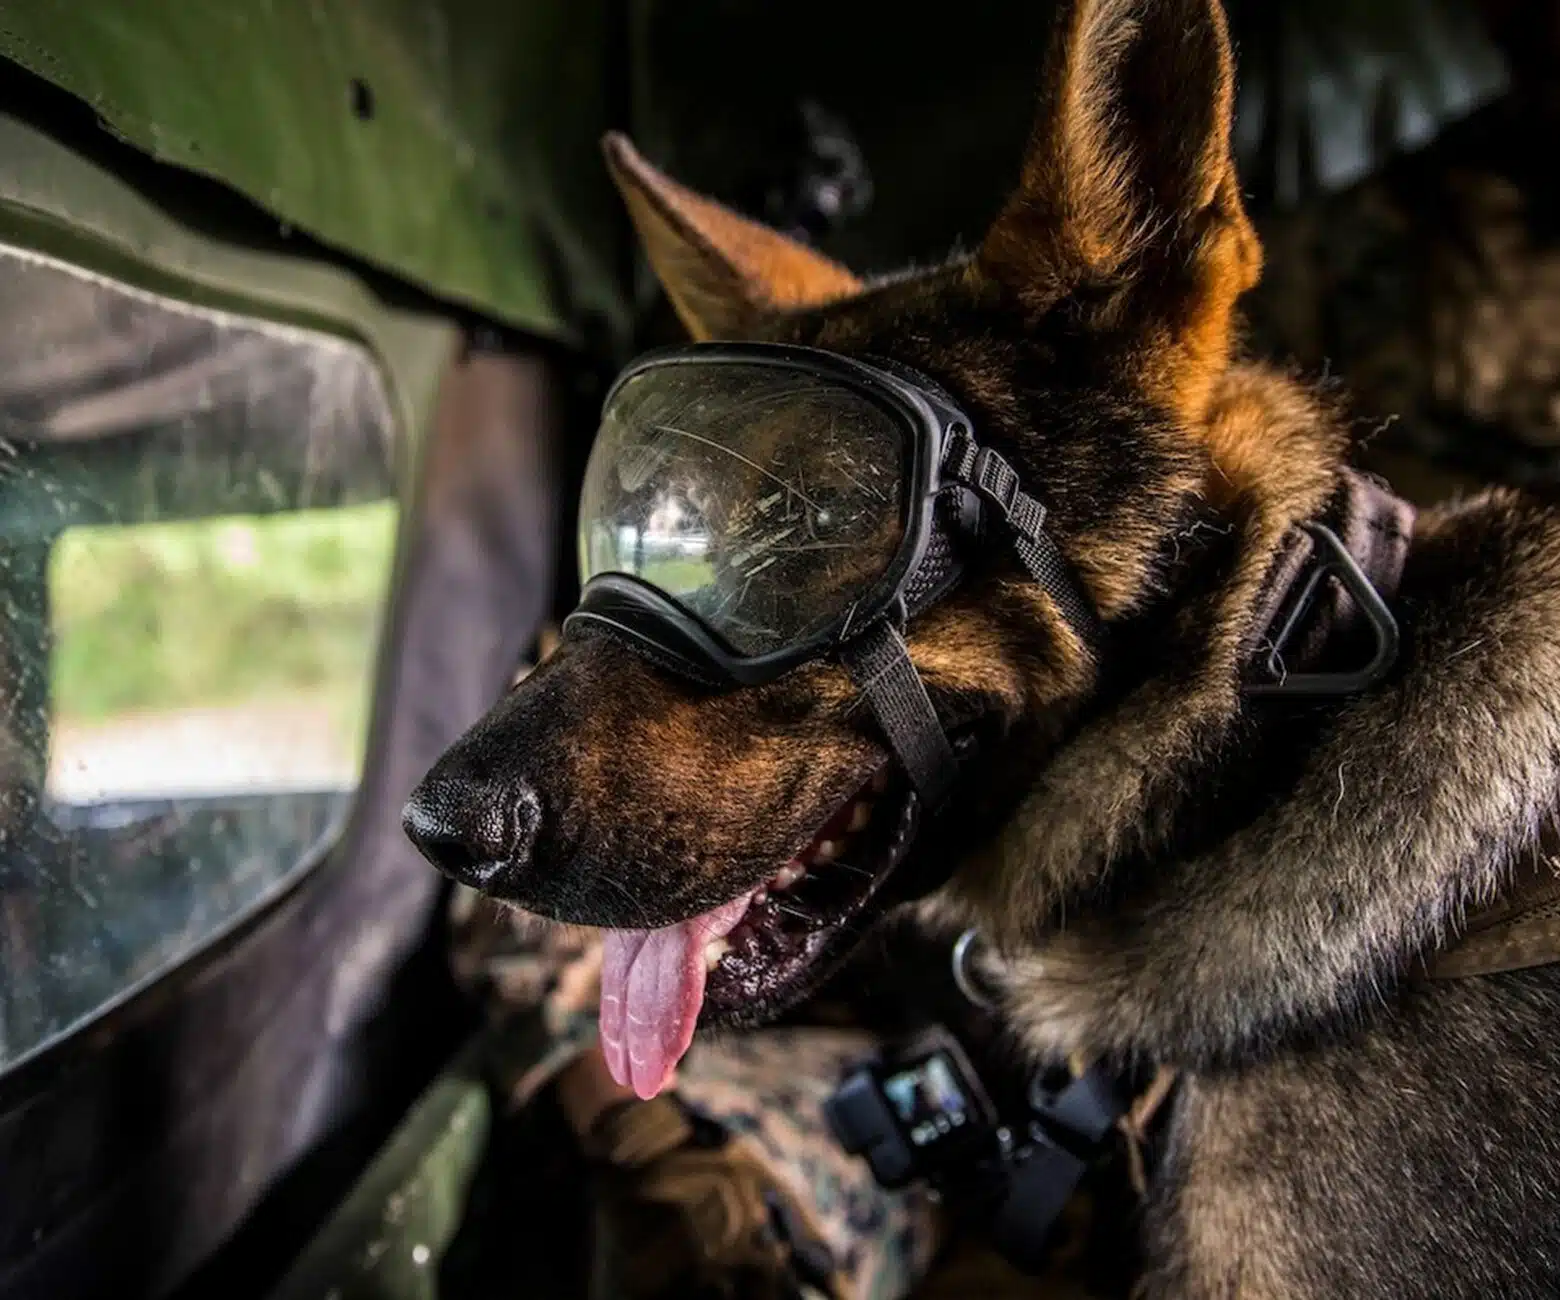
[837,432,1105,806]
[942,430,1105,658]
[1013,523,1104,657]
[839,620,957,807]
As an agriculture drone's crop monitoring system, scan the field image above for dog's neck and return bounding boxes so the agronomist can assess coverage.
[947,365,1355,928]
[941,364,1560,1070]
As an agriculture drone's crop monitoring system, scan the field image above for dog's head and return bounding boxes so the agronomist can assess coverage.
[405,0,1337,1097]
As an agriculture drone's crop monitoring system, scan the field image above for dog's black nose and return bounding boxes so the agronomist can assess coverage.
[401,777,540,892]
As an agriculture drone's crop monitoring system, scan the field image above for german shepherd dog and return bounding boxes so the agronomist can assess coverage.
[405,0,1560,1293]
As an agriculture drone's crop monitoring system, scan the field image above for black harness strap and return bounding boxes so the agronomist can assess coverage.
[1243,469,1415,696]
[1012,519,1104,657]
[841,450,1415,806]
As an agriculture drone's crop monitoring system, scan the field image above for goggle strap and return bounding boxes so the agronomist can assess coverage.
[838,620,957,808]
[1012,525,1105,658]
[944,431,1103,658]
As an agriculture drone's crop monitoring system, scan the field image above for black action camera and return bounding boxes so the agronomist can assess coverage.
[824,1025,1127,1274]
[823,1027,999,1189]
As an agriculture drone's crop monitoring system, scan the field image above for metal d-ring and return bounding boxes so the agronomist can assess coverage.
[1243,523,1401,698]
[952,927,1001,1010]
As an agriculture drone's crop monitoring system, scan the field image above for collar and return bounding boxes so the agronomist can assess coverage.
[937,477,1421,1256]
[1422,841,1560,980]
[1243,468,1417,696]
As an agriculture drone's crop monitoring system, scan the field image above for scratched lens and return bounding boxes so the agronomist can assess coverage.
[578,362,909,657]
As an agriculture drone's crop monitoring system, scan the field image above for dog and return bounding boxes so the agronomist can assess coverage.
[404,0,1560,1293]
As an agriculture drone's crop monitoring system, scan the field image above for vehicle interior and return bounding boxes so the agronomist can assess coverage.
[0,2,1552,1297]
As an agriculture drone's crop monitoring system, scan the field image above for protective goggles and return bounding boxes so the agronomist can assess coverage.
[564,343,1102,805]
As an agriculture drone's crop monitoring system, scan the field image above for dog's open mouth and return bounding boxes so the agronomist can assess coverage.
[598,765,921,1097]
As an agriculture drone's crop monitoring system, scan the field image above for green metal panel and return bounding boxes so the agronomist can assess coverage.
[0,107,459,461]
[266,1041,494,1300]
[0,1,630,345]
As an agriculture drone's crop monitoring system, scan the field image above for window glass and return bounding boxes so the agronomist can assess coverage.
[0,245,400,1073]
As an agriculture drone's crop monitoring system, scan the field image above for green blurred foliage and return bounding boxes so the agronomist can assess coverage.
[48,502,397,752]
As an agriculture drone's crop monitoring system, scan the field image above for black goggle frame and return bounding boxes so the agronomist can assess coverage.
[567,343,975,686]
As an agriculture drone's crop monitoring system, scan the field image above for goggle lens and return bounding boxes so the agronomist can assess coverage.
[578,361,911,656]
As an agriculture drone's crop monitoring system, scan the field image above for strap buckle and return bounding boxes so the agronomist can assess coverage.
[942,424,978,481]
[973,447,1022,517]
[940,427,1096,654]
[946,436,1050,544]
[1243,523,1401,697]
[989,1063,1128,1275]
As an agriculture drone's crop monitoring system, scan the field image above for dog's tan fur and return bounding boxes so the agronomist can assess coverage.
[411,1,1560,1293]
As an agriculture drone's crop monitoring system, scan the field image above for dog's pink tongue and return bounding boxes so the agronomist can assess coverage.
[598,893,752,1099]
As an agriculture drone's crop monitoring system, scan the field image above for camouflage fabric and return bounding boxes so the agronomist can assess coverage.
[451,882,1143,1300]
[672,1028,941,1300]
[452,885,944,1300]
[448,885,603,1102]
[580,1090,847,1300]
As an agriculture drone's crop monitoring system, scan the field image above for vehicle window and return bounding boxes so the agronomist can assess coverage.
[0,245,400,1074]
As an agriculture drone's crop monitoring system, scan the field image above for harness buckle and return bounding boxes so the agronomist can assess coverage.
[942,424,979,480]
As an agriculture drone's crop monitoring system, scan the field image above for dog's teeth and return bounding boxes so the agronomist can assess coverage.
[773,862,806,891]
[848,801,872,833]
[870,770,890,794]
[704,938,730,971]
[814,839,841,862]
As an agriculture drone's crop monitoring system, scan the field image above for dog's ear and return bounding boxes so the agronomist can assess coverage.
[978,0,1260,407]
[603,132,862,340]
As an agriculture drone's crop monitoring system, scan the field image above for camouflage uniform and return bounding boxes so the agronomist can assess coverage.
[445,887,1094,1300]
[450,887,942,1300]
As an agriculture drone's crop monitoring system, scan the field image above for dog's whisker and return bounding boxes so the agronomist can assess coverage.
[598,871,659,933]
[826,859,875,879]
